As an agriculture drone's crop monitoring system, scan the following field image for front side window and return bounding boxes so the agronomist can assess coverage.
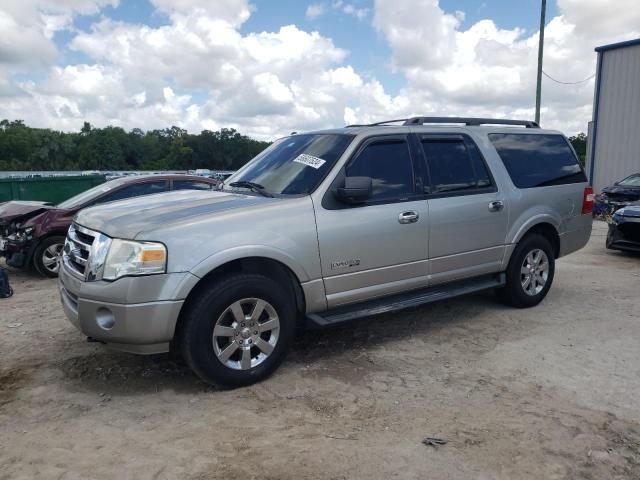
[224,134,354,196]
[96,181,168,204]
[346,139,415,201]
[421,138,492,194]
[489,133,587,188]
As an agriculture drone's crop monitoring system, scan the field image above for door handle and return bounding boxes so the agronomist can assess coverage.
[398,211,419,224]
[488,200,504,212]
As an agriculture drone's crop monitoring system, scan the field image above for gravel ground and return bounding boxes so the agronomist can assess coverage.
[1,221,639,480]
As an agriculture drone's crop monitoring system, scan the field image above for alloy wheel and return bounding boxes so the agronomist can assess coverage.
[520,248,549,296]
[42,243,64,274]
[212,298,280,370]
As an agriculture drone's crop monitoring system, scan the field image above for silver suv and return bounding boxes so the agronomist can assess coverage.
[58,117,594,387]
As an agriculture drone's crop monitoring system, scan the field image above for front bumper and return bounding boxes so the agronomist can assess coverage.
[0,236,30,268]
[606,217,640,253]
[59,263,199,354]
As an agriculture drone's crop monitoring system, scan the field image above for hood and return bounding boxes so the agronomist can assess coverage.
[617,205,640,218]
[75,189,276,239]
[0,200,54,224]
[602,185,640,196]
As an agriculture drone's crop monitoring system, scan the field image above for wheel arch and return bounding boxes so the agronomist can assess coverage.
[172,256,307,351]
[27,231,68,266]
[513,221,561,259]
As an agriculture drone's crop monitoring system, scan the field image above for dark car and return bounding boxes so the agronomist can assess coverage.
[0,174,217,277]
[607,204,640,253]
[596,173,640,215]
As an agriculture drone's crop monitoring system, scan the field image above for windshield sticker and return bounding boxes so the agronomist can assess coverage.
[293,154,326,170]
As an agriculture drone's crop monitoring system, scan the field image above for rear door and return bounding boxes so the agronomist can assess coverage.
[315,134,429,307]
[419,134,508,284]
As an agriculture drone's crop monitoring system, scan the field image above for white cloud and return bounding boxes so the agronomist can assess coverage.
[150,0,252,27]
[370,0,640,134]
[0,0,639,139]
[306,1,369,21]
[341,3,369,20]
[0,0,118,71]
[305,4,325,20]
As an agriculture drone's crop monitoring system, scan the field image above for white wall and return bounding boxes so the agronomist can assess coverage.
[591,43,640,192]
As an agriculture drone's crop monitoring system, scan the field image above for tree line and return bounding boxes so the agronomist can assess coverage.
[0,120,271,172]
[0,119,589,171]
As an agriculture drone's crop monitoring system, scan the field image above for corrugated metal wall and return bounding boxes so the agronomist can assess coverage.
[592,43,640,192]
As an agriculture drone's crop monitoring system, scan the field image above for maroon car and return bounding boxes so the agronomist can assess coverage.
[0,174,218,277]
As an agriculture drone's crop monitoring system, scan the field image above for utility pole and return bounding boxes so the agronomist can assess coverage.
[535,0,547,124]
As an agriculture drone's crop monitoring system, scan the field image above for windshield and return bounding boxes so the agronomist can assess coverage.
[619,174,640,187]
[224,133,354,195]
[57,182,117,209]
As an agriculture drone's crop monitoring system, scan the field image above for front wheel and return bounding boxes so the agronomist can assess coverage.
[180,273,296,387]
[33,236,65,277]
[497,234,555,308]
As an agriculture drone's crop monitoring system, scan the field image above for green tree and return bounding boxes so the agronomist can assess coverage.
[568,133,587,166]
[0,120,271,172]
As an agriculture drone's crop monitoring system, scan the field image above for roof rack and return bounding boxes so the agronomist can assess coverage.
[346,119,409,127]
[347,117,540,129]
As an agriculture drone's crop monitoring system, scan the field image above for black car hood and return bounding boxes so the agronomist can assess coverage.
[0,201,54,224]
[617,205,640,218]
[602,185,640,196]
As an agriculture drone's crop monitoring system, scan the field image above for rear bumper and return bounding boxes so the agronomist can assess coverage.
[559,224,592,257]
[58,264,198,354]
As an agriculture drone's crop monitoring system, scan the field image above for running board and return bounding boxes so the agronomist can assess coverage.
[306,273,505,327]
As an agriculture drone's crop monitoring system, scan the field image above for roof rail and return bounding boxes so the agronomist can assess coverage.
[403,117,540,128]
[346,118,409,127]
[346,117,540,128]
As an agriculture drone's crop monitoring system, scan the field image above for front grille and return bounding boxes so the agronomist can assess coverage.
[618,223,640,243]
[63,224,96,278]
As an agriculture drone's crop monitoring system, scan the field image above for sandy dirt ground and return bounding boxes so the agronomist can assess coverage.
[1,221,639,479]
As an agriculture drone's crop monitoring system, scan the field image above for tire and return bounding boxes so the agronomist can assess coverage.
[497,233,555,308]
[33,236,65,278]
[180,273,296,388]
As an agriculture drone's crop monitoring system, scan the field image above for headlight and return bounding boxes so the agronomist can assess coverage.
[609,209,625,225]
[7,226,34,242]
[102,239,167,280]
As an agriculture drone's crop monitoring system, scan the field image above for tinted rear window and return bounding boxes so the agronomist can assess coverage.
[489,133,587,188]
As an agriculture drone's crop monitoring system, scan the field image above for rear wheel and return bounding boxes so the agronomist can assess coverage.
[180,273,296,387]
[497,234,555,308]
[33,236,65,278]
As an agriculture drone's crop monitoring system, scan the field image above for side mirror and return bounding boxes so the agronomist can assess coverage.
[335,176,372,204]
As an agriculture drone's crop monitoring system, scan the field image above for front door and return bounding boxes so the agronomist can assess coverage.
[314,135,429,308]
[419,134,508,284]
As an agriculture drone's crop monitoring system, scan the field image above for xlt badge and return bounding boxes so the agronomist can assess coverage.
[330,259,361,270]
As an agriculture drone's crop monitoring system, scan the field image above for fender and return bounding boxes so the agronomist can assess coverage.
[189,244,312,284]
[508,212,561,245]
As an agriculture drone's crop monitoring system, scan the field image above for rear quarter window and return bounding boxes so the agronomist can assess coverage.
[488,133,587,188]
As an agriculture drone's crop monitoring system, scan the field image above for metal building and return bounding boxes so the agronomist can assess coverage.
[586,38,640,192]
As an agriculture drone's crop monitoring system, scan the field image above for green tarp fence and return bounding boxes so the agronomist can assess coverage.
[0,175,106,204]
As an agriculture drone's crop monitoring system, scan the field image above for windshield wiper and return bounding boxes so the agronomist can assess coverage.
[228,181,274,197]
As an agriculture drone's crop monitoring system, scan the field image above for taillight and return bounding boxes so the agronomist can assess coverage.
[582,187,594,214]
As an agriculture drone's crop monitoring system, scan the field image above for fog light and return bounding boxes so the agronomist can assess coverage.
[96,308,115,330]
